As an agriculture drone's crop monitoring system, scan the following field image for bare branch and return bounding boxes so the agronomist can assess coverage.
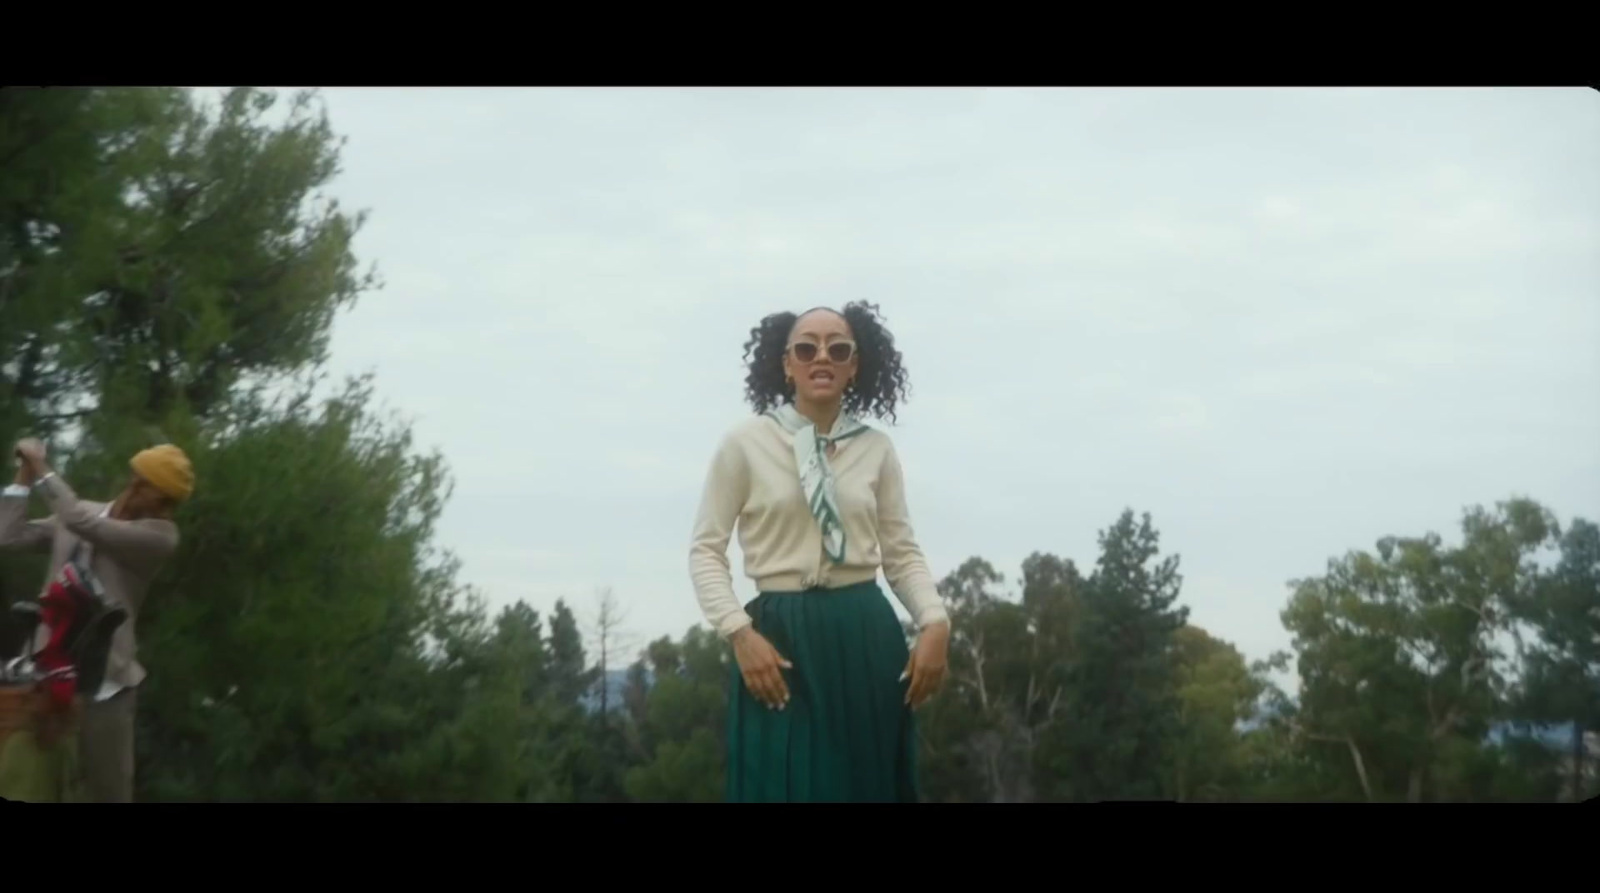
[33,407,96,422]
[587,586,635,720]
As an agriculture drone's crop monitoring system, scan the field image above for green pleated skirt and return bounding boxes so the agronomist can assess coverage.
[726,580,918,803]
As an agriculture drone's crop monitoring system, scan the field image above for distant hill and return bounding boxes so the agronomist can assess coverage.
[580,668,643,714]
[1486,721,1592,751]
[1238,698,1587,753]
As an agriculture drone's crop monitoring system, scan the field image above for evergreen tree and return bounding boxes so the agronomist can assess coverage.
[1041,510,1188,801]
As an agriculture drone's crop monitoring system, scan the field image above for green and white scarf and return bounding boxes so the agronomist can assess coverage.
[766,404,871,565]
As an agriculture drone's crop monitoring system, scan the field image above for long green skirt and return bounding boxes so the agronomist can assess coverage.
[726,580,918,802]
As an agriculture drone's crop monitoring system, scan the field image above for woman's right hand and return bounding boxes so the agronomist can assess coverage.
[13,438,45,483]
[731,626,792,710]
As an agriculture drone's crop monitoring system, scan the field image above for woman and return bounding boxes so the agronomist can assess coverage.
[689,302,950,802]
[0,437,191,802]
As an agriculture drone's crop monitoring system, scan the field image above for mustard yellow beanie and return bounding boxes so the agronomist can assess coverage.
[129,444,195,503]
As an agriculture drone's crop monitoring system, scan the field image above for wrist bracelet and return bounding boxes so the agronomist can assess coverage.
[31,472,55,489]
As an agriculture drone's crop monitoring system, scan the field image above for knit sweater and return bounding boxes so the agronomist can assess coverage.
[688,414,950,639]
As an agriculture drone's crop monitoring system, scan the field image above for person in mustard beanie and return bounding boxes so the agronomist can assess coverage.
[0,437,192,802]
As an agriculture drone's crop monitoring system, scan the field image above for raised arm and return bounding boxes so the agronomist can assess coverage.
[32,474,178,571]
[875,439,950,631]
[689,431,754,640]
[0,480,54,553]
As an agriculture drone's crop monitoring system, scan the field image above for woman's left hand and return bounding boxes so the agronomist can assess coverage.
[904,621,950,709]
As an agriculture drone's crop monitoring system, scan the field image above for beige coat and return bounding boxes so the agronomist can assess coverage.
[0,475,180,691]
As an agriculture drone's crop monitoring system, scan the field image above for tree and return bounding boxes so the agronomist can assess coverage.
[0,87,568,803]
[623,626,730,802]
[133,376,530,801]
[1,85,378,661]
[2,88,167,611]
[588,586,634,721]
[547,599,593,708]
[918,554,1083,802]
[1,87,167,442]
[80,87,373,429]
[491,600,550,706]
[2,87,373,453]
[1039,509,1188,801]
[1168,625,1263,801]
[916,556,1012,802]
[532,596,632,802]
[1505,516,1600,800]
[1278,498,1557,802]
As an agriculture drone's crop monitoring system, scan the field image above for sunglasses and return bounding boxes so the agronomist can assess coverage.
[788,341,856,364]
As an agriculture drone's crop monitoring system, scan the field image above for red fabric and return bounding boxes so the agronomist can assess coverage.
[34,566,88,709]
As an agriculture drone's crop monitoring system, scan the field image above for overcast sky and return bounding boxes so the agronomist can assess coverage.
[310,87,1599,667]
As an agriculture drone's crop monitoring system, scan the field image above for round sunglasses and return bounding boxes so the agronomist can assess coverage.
[788,341,856,364]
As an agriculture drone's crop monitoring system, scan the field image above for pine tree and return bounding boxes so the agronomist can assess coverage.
[1041,510,1189,801]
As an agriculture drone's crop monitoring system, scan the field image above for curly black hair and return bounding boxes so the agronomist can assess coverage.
[741,301,911,423]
